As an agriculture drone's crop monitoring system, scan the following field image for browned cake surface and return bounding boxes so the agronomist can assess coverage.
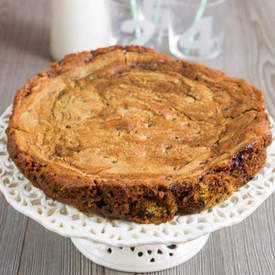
[7,45,272,223]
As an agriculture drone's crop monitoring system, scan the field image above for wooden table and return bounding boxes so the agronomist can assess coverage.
[0,1,274,274]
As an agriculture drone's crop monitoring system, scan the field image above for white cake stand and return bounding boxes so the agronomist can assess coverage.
[1,105,275,273]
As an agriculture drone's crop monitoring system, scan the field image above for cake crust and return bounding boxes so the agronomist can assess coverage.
[7,45,272,223]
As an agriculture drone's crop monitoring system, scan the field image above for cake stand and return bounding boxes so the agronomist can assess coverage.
[1,105,275,273]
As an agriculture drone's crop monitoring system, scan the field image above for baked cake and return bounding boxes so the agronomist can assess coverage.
[7,46,272,223]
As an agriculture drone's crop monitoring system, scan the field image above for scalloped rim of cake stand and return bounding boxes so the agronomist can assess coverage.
[0,105,274,248]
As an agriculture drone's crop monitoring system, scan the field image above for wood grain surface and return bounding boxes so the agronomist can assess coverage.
[0,0,274,274]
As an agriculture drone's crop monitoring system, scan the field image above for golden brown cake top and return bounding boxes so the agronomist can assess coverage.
[8,45,271,184]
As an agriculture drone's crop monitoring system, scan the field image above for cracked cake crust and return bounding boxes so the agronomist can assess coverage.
[7,45,272,223]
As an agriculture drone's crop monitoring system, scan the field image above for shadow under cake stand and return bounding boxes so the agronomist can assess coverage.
[0,105,274,273]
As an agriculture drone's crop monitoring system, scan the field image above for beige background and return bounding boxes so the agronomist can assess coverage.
[0,0,274,274]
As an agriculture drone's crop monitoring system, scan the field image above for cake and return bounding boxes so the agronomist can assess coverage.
[6,45,272,223]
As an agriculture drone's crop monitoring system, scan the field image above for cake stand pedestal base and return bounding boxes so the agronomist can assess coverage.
[71,234,209,273]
